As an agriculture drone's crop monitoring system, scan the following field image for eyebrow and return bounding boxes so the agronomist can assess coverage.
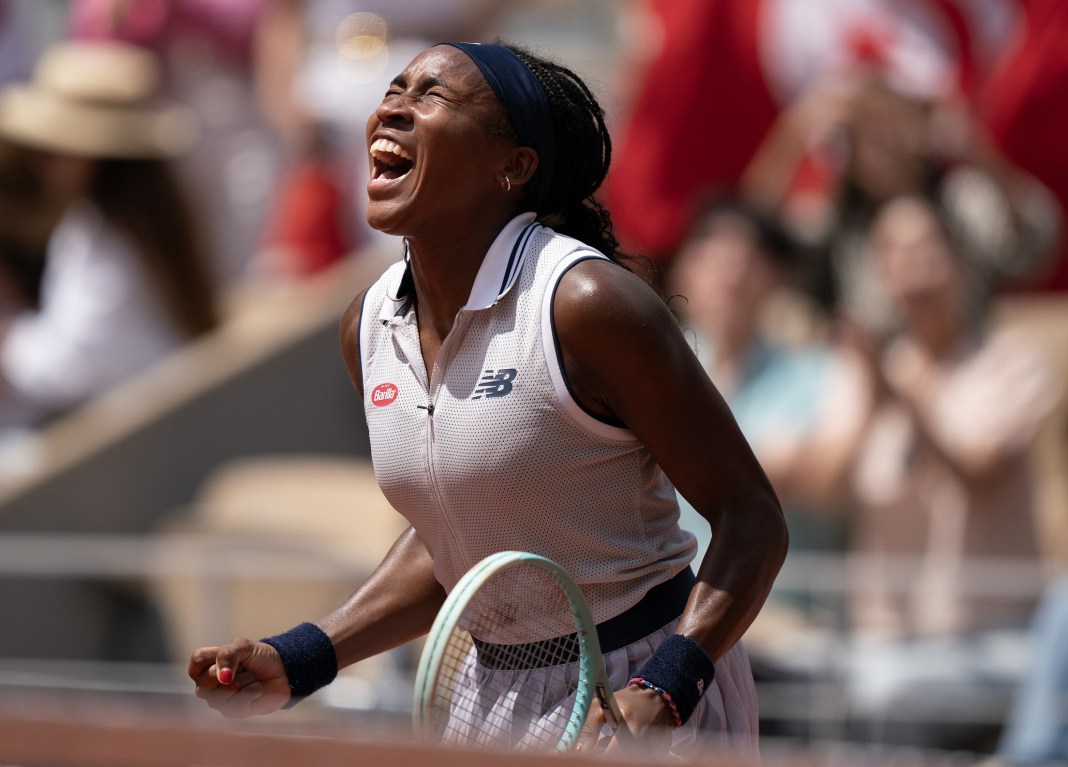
[389,73,454,92]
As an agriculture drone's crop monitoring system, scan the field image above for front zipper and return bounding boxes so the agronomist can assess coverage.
[423,309,469,564]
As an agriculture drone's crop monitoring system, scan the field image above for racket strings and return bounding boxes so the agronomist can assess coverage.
[428,564,588,750]
[473,630,582,670]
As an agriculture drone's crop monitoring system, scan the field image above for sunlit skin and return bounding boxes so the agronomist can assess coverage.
[363,47,538,372]
[365,51,519,236]
[189,46,788,753]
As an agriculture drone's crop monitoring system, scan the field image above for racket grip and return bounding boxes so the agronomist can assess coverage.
[595,683,632,739]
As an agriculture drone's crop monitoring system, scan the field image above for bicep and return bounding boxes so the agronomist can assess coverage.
[554,262,776,518]
[555,263,787,655]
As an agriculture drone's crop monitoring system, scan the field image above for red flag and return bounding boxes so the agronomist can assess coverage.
[603,0,779,261]
[981,0,1068,292]
[604,0,968,263]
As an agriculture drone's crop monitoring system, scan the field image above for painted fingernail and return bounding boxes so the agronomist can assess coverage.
[218,667,234,685]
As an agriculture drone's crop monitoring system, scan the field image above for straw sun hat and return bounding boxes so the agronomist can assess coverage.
[0,40,197,159]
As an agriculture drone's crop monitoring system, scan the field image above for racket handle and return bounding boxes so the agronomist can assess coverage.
[595,683,632,739]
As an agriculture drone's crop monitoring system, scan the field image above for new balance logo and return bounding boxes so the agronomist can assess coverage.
[471,368,517,399]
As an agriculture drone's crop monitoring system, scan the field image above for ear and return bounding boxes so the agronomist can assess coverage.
[499,146,539,188]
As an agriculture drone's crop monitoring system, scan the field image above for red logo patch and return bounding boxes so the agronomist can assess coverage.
[370,382,399,407]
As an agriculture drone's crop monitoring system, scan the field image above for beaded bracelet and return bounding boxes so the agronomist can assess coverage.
[261,622,338,708]
[628,676,683,728]
[631,634,715,726]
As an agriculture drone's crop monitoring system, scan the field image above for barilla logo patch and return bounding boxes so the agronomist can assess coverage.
[371,382,399,407]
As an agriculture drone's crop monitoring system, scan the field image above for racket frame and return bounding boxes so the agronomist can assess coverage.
[413,550,626,750]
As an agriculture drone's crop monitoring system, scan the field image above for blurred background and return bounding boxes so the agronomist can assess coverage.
[0,1,1065,765]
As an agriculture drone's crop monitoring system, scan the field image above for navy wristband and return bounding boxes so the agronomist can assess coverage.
[632,634,715,725]
[262,622,338,707]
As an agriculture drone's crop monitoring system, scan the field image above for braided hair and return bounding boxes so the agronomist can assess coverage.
[498,44,635,272]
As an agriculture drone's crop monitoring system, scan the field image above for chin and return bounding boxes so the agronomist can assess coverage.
[365,204,405,237]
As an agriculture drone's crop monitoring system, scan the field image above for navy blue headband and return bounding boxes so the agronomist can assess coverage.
[442,42,556,209]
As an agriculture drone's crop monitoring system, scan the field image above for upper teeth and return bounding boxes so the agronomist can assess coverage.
[370,138,413,162]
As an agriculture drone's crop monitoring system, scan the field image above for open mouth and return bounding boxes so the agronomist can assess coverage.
[369,138,414,184]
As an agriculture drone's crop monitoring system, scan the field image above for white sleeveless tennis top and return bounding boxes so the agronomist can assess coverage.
[358,213,697,634]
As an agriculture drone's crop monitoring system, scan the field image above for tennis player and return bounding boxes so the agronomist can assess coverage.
[189,41,788,759]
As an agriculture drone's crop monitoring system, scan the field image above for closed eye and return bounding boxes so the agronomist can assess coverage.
[424,88,457,103]
[380,73,458,105]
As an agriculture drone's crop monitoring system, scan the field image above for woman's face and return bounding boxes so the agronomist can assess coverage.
[846,86,930,202]
[364,46,515,236]
[669,213,781,338]
[871,196,962,318]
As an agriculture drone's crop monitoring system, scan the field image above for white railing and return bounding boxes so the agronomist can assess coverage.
[0,533,1056,757]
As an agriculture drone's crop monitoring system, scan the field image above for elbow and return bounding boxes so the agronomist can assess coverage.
[751,495,789,610]
[734,489,790,609]
[733,486,791,568]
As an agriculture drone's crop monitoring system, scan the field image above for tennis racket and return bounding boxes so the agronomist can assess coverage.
[413,550,628,751]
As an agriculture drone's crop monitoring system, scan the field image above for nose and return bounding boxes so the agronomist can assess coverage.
[374,92,413,125]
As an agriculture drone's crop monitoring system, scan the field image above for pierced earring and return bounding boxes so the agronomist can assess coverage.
[502,176,512,193]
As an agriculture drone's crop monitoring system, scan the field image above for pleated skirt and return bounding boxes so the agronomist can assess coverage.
[439,618,759,760]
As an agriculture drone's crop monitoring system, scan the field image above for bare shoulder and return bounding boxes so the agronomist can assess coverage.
[552,257,675,346]
[552,257,695,422]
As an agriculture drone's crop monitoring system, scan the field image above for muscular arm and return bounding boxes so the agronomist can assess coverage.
[555,260,788,661]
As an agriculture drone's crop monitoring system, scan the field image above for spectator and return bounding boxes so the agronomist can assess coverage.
[665,199,857,739]
[809,193,1057,747]
[741,73,1061,339]
[666,199,848,563]
[602,0,1029,273]
[0,39,218,433]
[68,0,278,285]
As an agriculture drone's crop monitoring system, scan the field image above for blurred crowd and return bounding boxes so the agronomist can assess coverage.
[617,0,1068,761]
[0,0,1066,763]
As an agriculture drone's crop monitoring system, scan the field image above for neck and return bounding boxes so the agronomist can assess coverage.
[404,209,518,339]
